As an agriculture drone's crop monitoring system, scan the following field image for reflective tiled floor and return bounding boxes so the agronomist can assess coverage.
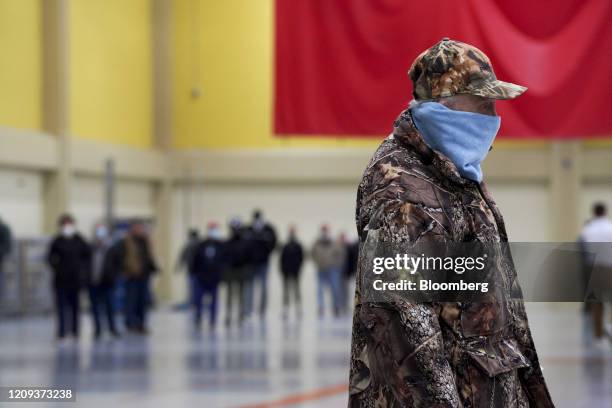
[0,303,611,407]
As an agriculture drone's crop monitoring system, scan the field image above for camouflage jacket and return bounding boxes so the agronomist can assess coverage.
[348,110,554,408]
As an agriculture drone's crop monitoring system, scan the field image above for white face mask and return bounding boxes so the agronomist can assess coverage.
[62,224,76,237]
[95,226,108,240]
[208,228,221,240]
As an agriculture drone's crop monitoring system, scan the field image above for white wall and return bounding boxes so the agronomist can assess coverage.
[71,175,155,238]
[0,168,43,237]
[487,182,552,242]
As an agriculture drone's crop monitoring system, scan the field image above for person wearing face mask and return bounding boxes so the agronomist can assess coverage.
[349,39,554,407]
[191,221,226,330]
[88,223,119,339]
[47,214,92,340]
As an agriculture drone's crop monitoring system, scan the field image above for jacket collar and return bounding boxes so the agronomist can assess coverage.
[392,108,468,187]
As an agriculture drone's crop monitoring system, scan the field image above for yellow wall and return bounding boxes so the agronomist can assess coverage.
[0,0,576,150]
[0,0,42,130]
[70,0,152,148]
[172,0,380,150]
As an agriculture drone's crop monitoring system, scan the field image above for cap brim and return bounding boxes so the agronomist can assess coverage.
[465,79,527,100]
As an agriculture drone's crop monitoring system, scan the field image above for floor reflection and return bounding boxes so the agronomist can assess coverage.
[0,304,610,407]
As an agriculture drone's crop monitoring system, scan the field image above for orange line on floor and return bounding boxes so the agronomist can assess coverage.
[234,383,349,408]
[233,356,612,407]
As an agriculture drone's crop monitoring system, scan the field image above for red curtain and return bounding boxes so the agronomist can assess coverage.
[274,0,612,138]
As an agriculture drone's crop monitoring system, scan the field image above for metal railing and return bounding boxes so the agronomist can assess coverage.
[0,238,53,317]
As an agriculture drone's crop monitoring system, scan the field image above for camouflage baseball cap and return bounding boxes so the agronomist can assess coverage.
[408,38,527,100]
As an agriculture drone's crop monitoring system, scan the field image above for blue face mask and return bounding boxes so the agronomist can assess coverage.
[410,101,500,183]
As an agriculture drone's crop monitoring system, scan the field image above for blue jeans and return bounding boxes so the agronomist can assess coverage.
[188,274,198,305]
[89,285,117,336]
[317,267,342,315]
[124,278,149,330]
[193,279,219,327]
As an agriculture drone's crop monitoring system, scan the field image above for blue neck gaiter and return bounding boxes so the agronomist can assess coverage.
[410,102,501,183]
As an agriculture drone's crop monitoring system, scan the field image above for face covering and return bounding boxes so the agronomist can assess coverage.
[410,101,501,183]
[62,224,76,238]
[208,228,221,240]
[95,225,108,240]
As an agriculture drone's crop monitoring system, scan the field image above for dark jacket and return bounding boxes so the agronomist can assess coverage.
[280,239,303,277]
[247,224,277,264]
[89,242,118,288]
[224,230,253,281]
[0,220,11,263]
[115,235,158,280]
[344,241,358,278]
[192,238,226,286]
[349,110,554,408]
[179,239,200,275]
[47,234,91,290]
[226,230,253,269]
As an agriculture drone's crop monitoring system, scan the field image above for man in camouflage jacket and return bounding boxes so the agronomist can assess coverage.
[349,39,554,407]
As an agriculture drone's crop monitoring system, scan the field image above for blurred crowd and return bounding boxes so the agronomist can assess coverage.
[0,209,359,341]
[47,214,157,340]
[176,209,359,331]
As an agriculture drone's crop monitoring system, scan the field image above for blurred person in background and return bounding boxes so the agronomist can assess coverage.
[224,217,252,327]
[279,225,303,321]
[47,214,91,340]
[175,228,200,309]
[349,39,553,406]
[311,224,346,318]
[0,215,12,299]
[116,220,157,334]
[88,223,119,339]
[580,202,612,349]
[341,233,359,315]
[244,209,277,321]
[191,221,226,330]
